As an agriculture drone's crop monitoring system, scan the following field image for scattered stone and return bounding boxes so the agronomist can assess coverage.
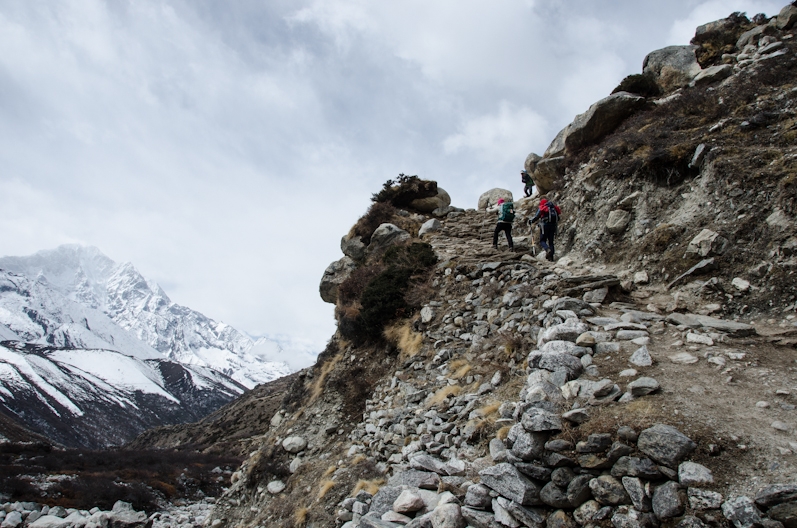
[628,377,660,397]
[623,477,652,513]
[589,476,630,506]
[393,490,425,514]
[768,501,797,528]
[722,496,764,528]
[669,352,698,364]
[637,424,697,468]
[267,480,286,494]
[771,421,790,432]
[755,484,797,508]
[652,481,686,520]
[562,408,589,424]
[630,346,653,367]
[547,509,577,528]
[732,278,751,292]
[282,436,308,453]
[686,333,714,346]
[689,488,724,510]
[479,463,542,506]
[679,462,713,486]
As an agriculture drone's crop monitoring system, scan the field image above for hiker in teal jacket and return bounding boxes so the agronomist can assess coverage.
[491,198,514,251]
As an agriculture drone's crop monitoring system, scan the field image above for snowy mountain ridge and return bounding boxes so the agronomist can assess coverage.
[0,245,291,388]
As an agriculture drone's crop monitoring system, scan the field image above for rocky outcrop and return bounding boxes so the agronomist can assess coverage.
[320,255,357,304]
[642,46,701,92]
[544,93,646,159]
[478,188,514,210]
[410,187,452,214]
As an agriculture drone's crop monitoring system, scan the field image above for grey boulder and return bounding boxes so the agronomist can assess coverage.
[637,424,696,468]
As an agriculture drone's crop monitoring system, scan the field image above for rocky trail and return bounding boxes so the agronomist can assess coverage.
[197,198,797,528]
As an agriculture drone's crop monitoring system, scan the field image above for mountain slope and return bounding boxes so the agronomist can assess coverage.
[0,245,291,388]
[0,341,247,448]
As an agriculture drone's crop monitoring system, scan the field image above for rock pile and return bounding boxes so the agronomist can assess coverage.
[0,501,150,528]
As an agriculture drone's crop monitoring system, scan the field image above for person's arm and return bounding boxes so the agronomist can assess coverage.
[529,209,541,224]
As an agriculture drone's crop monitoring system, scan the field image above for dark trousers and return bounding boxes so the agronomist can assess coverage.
[493,222,513,248]
[539,222,557,258]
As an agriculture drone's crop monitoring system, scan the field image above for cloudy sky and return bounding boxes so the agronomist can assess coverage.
[0,0,784,368]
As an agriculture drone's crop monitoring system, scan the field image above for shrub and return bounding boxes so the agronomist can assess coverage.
[612,73,660,98]
[383,242,437,271]
[353,202,398,245]
[338,264,384,305]
[371,174,438,206]
[359,267,413,338]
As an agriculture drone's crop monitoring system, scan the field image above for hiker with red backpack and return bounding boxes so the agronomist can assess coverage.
[529,196,561,261]
[491,198,515,251]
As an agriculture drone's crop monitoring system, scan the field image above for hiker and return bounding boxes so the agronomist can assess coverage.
[521,170,534,197]
[529,196,561,261]
[491,198,515,251]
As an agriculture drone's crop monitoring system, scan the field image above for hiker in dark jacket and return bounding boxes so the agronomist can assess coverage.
[491,198,514,251]
[521,170,534,197]
[529,196,561,261]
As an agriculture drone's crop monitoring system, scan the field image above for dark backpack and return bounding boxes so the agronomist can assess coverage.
[499,202,515,222]
[521,173,531,184]
[543,201,559,224]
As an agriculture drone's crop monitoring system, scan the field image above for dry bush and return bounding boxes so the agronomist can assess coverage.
[318,480,335,499]
[427,385,462,407]
[352,479,383,496]
[384,321,424,361]
[480,280,501,299]
[497,331,525,356]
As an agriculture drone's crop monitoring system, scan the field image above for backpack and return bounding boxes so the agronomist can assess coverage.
[521,172,531,184]
[499,202,515,223]
[542,201,560,224]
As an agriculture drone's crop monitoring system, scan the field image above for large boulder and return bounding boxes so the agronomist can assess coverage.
[533,157,566,194]
[642,46,701,91]
[410,187,451,213]
[478,189,514,211]
[777,4,797,30]
[691,64,733,87]
[606,210,631,234]
[564,92,645,153]
[637,424,696,468]
[320,256,357,304]
[692,17,742,46]
[525,152,543,175]
[479,463,542,506]
[369,223,411,251]
[341,234,366,260]
[685,229,729,257]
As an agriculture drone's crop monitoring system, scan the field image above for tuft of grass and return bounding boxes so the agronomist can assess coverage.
[322,465,337,478]
[475,401,501,419]
[383,321,423,360]
[350,454,366,465]
[496,425,512,441]
[451,364,472,380]
[427,385,462,407]
[310,353,342,404]
[294,507,308,527]
[318,480,335,500]
[352,479,383,497]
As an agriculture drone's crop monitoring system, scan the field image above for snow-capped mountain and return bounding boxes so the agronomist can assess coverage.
[0,245,291,388]
[0,339,246,448]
